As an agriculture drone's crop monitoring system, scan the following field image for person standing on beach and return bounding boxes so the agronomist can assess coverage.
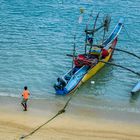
[21,86,30,111]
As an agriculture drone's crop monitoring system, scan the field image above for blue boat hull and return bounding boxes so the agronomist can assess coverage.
[54,19,123,95]
[54,66,89,95]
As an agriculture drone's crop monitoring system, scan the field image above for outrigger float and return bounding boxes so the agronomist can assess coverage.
[54,13,123,95]
[131,81,140,94]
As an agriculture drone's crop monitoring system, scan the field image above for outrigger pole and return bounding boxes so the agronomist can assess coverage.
[110,47,140,60]
[99,60,140,76]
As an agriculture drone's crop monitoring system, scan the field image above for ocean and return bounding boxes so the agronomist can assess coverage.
[0,0,140,114]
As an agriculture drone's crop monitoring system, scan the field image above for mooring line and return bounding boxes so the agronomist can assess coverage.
[19,96,73,139]
[123,25,133,42]
[19,49,140,139]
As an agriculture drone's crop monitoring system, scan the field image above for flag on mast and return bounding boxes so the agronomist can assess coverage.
[78,8,84,24]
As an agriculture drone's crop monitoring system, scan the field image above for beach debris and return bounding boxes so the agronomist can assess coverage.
[19,135,25,139]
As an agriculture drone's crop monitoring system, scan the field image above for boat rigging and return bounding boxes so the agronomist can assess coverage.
[54,13,123,95]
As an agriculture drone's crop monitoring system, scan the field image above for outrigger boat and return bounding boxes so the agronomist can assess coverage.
[54,14,123,95]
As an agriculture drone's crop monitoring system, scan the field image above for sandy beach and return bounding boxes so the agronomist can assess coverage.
[0,96,140,140]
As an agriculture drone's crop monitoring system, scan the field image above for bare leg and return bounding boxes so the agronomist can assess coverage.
[24,102,27,111]
[21,99,26,111]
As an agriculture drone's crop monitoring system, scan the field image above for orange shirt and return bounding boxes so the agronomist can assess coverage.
[22,90,30,99]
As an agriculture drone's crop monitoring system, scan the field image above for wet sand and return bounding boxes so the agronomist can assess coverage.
[0,96,140,140]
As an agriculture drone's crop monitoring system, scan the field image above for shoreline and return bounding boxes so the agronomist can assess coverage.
[0,96,140,140]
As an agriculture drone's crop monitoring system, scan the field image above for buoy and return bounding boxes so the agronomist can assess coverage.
[91,81,95,84]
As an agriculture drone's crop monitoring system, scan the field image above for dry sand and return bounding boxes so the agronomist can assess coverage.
[0,96,140,140]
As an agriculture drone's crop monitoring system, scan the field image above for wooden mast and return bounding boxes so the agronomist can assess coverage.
[89,12,100,53]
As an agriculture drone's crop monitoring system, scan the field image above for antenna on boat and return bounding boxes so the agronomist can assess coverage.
[84,13,111,54]
[84,12,100,54]
[89,12,100,53]
[71,35,76,73]
[86,10,94,28]
[84,10,94,54]
[85,12,101,54]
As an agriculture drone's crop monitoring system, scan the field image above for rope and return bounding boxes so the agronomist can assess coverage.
[123,25,138,44]
[123,25,133,41]
[110,47,140,60]
[99,60,140,76]
[19,59,140,139]
[19,96,73,139]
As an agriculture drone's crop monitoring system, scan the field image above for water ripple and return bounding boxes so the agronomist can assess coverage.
[0,0,140,112]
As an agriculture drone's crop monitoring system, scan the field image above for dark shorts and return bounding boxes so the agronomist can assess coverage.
[21,99,28,104]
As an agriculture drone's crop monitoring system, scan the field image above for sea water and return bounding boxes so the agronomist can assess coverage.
[0,0,140,114]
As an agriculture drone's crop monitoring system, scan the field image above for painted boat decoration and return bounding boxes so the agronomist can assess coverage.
[54,14,123,95]
[131,81,140,94]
